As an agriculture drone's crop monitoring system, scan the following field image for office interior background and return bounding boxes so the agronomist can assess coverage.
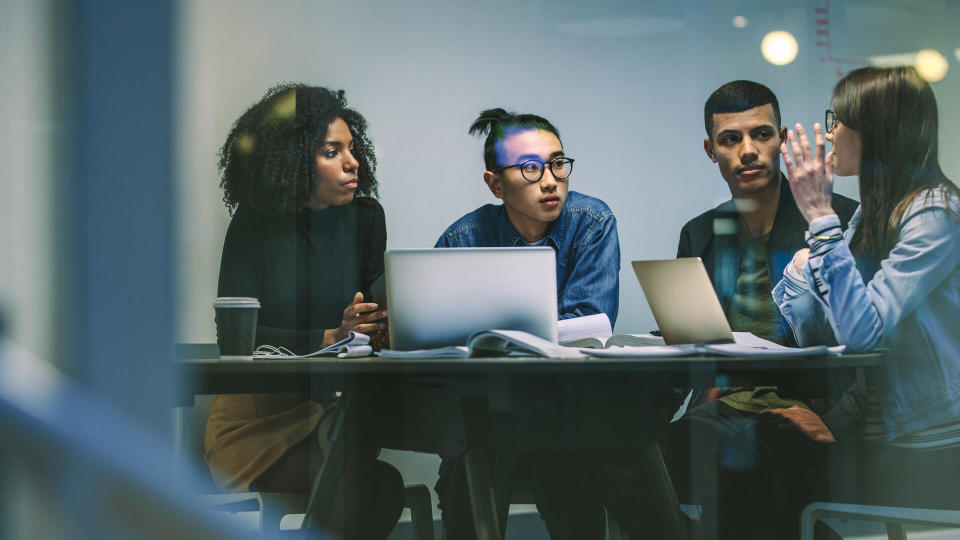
[1,0,958,537]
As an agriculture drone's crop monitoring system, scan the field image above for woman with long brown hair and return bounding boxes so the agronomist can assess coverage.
[777,65,960,507]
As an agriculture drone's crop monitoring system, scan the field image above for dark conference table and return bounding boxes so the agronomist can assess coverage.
[176,351,883,540]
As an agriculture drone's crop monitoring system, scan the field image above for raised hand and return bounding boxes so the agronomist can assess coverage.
[780,122,837,223]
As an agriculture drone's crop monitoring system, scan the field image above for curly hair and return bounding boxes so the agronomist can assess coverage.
[218,83,378,214]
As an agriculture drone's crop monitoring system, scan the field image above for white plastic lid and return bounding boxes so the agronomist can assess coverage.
[213,297,261,308]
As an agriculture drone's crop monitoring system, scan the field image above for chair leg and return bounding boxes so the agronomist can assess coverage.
[492,453,519,539]
[463,450,502,540]
[641,442,689,539]
[606,507,625,540]
[404,484,435,540]
[884,522,907,540]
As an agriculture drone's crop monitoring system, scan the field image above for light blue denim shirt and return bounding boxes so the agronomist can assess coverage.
[773,188,960,439]
[435,191,621,326]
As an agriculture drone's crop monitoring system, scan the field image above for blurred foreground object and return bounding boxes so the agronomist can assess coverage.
[0,336,329,540]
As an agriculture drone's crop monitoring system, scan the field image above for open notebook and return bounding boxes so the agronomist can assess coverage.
[378,329,585,359]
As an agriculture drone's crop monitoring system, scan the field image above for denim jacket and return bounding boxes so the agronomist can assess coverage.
[435,191,621,326]
[773,188,960,439]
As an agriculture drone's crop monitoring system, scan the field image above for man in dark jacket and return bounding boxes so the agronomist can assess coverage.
[678,80,859,345]
[669,81,859,540]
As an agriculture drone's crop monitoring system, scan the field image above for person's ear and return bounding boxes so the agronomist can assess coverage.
[779,126,788,144]
[703,138,717,163]
[483,170,504,199]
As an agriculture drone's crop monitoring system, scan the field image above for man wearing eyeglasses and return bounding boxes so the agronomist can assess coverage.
[436,108,620,326]
[669,81,859,539]
[432,110,660,540]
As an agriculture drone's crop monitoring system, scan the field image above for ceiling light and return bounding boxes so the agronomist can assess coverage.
[761,31,798,66]
[915,49,948,82]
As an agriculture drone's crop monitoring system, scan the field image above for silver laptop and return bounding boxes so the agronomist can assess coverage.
[631,258,735,345]
[385,247,559,350]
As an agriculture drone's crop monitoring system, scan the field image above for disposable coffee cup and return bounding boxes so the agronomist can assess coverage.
[213,297,260,361]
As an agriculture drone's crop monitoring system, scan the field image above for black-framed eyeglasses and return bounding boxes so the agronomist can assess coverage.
[825,110,839,134]
[491,157,575,182]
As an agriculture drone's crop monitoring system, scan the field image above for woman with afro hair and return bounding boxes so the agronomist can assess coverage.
[204,84,403,538]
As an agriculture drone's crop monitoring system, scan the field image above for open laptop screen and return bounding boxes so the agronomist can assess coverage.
[385,247,558,350]
[631,257,734,345]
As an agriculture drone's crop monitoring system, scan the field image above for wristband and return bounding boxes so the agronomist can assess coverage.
[805,231,843,242]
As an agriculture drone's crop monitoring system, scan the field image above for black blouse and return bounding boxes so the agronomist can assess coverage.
[217,197,386,354]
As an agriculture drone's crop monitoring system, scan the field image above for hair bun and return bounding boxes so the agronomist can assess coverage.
[469,108,510,137]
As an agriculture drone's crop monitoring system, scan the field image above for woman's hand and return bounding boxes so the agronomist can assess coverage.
[791,248,810,274]
[371,327,390,351]
[322,291,388,347]
[780,123,837,223]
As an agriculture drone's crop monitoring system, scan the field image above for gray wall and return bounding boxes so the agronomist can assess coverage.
[175,0,960,344]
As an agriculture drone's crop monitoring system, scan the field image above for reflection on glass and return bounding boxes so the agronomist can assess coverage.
[760,30,798,66]
[915,48,948,82]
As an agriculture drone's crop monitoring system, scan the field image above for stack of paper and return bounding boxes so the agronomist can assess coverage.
[582,332,845,358]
